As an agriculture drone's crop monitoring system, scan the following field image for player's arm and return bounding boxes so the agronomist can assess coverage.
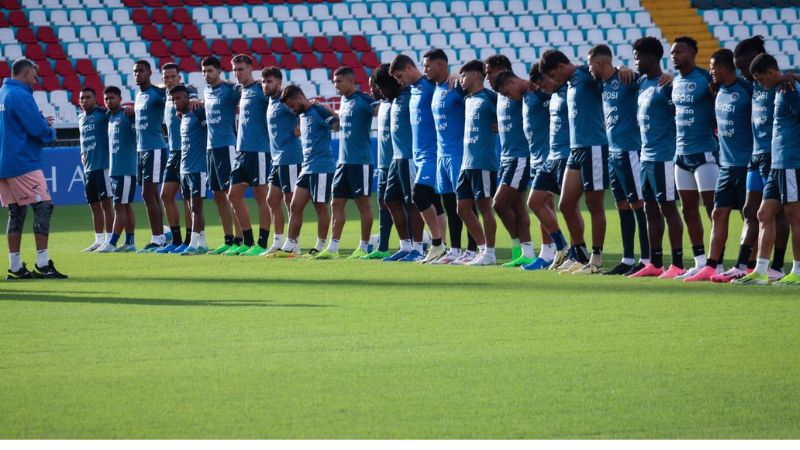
[616,65,636,84]
[187,85,203,110]
[320,106,340,131]
[16,93,56,143]
[658,72,674,86]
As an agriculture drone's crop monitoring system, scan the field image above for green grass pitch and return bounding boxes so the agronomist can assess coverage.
[0,198,798,438]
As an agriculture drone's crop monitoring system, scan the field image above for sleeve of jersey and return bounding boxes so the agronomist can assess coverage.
[155,87,167,107]
[786,87,800,114]
[319,106,339,129]
[187,85,199,100]
[16,92,56,143]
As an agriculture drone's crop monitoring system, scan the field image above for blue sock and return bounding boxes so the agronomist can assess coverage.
[110,233,121,246]
[378,207,393,252]
[550,230,568,250]
[125,233,135,245]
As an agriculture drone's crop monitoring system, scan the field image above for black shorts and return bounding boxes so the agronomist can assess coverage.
[163,150,181,183]
[764,168,800,205]
[84,168,111,204]
[609,151,643,203]
[138,148,167,184]
[498,156,530,192]
[111,175,136,205]
[385,158,415,204]
[296,172,333,203]
[268,163,301,193]
[675,151,718,172]
[208,146,235,192]
[566,145,609,192]
[641,160,677,203]
[377,167,389,203]
[747,152,771,192]
[713,166,747,209]
[456,169,497,201]
[333,163,373,199]
[181,172,207,199]
[532,158,567,194]
[230,151,270,187]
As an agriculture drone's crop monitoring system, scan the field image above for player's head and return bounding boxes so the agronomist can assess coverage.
[459,59,486,94]
[484,54,512,90]
[733,35,766,81]
[168,85,190,112]
[389,54,418,86]
[231,54,254,85]
[588,44,614,81]
[260,66,283,97]
[373,63,402,101]
[671,36,698,71]
[103,86,122,111]
[79,87,97,111]
[749,53,781,89]
[161,62,181,89]
[494,71,525,100]
[529,62,558,93]
[11,58,39,88]
[422,48,449,84]
[710,48,736,85]
[133,59,152,87]
[633,37,664,75]
[333,66,357,97]
[279,84,308,115]
[539,49,572,85]
[201,56,222,85]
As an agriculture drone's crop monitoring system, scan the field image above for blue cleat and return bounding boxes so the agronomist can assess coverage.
[383,250,411,262]
[179,246,201,256]
[522,257,553,271]
[156,243,178,254]
[398,249,423,262]
[170,243,189,254]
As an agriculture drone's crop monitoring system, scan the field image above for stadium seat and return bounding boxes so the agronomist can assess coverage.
[280,53,299,70]
[191,40,211,58]
[181,25,202,41]
[320,52,339,69]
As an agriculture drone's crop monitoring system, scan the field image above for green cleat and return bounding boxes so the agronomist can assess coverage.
[511,246,522,261]
[502,255,536,268]
[732,271,770,285]
[223,244,250,256]
[774,272,800,286]
[240,245,267,256]
[207,244,232,255]
[313,250,340,260]
[347,248,369,259]
[362,249,392,260]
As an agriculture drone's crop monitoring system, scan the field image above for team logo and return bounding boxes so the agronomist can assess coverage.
[731,92,739,101]
[687,82,696,91]
[610,79,620,90]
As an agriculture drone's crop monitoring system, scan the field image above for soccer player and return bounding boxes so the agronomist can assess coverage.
[587,45,651,275]
[96,86,137,254]
[78,87,113,252]
[262,67,303,256]
[201,56,242,255]
[132,60,168,252]
[0,58,66,279]
[390,54,447,263]
[736,54,800,285]
[228,54,272,256]
[628,37,686,279]
[484,55,535,268]
[670,36,720,279]
[424,49,479,264]
[318,66,376,260]
[170,85,209,255]
[273,86,337,257]
[540,49,609,274]
[456,60,499,266]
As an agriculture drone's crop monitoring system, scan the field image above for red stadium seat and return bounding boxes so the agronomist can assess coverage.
[228,0,244,4]
[312,37,331,53]
[179,57,199,73]
[36,60,54,76]
[164,0,184,6]
[350,36,370,53]
[291,37,312,54]
[149,40,170,58]
[0,61,11,79]
[300,53,319,69]
[83,75,103,93]
[279,54,299,70]
[266,0,283,4]
[270,38,289,54]
[53,60,74,76]
[181,24,202,41]
[39,75,60,91]
[1,0,21,9]
[141,25,160,41]
[211,39,232,57]
[124,0,144,7]
[170,40,191,57]
[45,44,66,60]
[157,57,173,70]
[151,8,170,25]
[172,8,191,24]
[251,38,270,55]
[61,74,82,92]
[340,52,360,68]
[360,51,379,68]
[8,11,28,27]
[161,24,181,41]
[190,40,211,58]
[330,36,350,53]
[260,54,278,68]
[231,39,250,55]
[247,0,265,4]
[221,58,232,71]
[75,59,96,76]
[131,9,151,25]
[24,44,45,60]
[185,0,203,5]
[144,0,164,6]
[36,27,58,44]
[353,67,368,84]
[15,27,36,45]
[0,13,8,28]
[320,52,339,69]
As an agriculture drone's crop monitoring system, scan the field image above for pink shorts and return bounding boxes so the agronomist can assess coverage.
[0,170,51,207]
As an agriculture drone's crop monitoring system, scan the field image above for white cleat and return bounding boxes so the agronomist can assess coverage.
[449,250,477,266]
[466,252,496,266]
[556,258,578,273]
[421,244,447,263]
[675,266,702,280]
[767,268,785,282]
[431,249,461,265]
[548,249,567,270]
[572,263,603,275]
[260,242,284,256]
[95,242,118,253]
[83,242,102,253]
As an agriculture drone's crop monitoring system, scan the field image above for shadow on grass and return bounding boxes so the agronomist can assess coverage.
[112,275,492,288]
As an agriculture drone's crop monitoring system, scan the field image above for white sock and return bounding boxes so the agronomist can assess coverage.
[151,234,166,245]
[199,231,207,248]
[464,249,476,257]
[792,260,800,276]
[359,240,369,252]
[282,238,297,252]
[314,238,326,252]
[327,239,340,253]
[622,257,634,265]
[640,258,651,265]
[511,238,520,248]
[95,233,104,244]
[694,254,706,268]
[450,247,462,257]
[484,247,495,257]
[413,241,423,253]
[539,243,555,261]
[400,239,412,251]
[36,249,49,268]
[478,244,486,254]
[273,234,284,247]
[9,252,22,272]
[755,258,770,275]
[521,242,534,258]
[190,232,201,248]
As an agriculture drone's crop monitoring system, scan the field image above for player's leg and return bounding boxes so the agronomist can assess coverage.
[309,173,333,259]
[3,181,31,278]
[684,169,733,282]
[227,180,253,254]
[558,166,588,269]
[414,183,445,262]
[608,154,636,274]
[465,170,497,266]
[180,173,208,255]
[276,180,311,257]
[365,168,393,259]
[350,194,374,258]
[138,150,166,252]
[572,146,609,275]
[159,181,182,251]
[206,149,233,254]
[675,161,706,278]
[327,163,350,257]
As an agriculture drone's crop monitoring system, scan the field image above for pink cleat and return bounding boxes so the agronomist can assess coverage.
[767,268,785,282]
[658,265,686,279]
[628,263,664,278]
[683,265,717,282]
[710,267,747,283]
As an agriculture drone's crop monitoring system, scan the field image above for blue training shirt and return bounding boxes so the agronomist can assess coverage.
[431,81,465,159]
[338,91,375,165]
[164,84,198,152]
[497,93,529,158]
[391,86,413,160]
[672,67,717,156]
[0,79,57,178]
[771,80,800,170]
[204,81,240,149]
[602,71,641,152]
[463,88,499,171]
[180,108,208,174]
[300,104,337,174]
[236,82,269,153]
[548,85,571,160]
[79,106,110,172]
[567,65,607,149]
[637,75,676,162]
[134,84,167,152]
[268,95,303,165]
[409,76,438,164]
[376,100,393,169]
[752,81,776,156]
[523,89,551,166]
[108,109,138,177]
[715,77,753,167]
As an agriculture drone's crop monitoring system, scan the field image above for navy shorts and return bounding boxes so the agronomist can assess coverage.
[163,150,181,184]
[296,172,333,204]
[111,175,136,205]
[268,163,300,193]
[208,146,235,192]
[609,151,643,203]
[436,155,461,194]
[713,166,748,210]
[231,151,270,187]
[385,158,415,204]
[675,151,718,172]
[414,157,436,188]
[181,172,207,199]
[333,163,373,199]
[764,168,800,205]
[84,168,111,204]
[747,152,771,192]
[566,145,609,192]
[456,169,497,201]
[377,167,389,202]
[498,156,531,192]
[138,148,167,184]
[532,158,567,194]
[641,160,677,203]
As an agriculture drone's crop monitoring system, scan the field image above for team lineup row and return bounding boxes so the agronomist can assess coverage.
[69,33,800,286]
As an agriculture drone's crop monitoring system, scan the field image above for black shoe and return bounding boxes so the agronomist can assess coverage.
[623,261,646,276]
[33,260,68,279]
[306,248,320,257]
[604,262,632,275]
[6,263,34,280]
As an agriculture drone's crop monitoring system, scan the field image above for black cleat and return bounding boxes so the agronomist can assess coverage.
[604,262,632,275]
[623,261,646,276]
[33,260,68,279]
[6,263,34,280]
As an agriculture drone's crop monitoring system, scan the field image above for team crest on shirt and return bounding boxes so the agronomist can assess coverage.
[610,79,620,90]
[687,82,696,91]
[731,92,739,101]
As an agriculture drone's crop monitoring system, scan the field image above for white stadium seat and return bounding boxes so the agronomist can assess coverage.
[67,43,87,59]
[111,9,132,25]
[252,6,270,21]
[57,27,78,43]
[293,5,310,21]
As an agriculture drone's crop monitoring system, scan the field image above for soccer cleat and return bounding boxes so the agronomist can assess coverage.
[362,249,392,260]
[262,242,284,256]
[6,263,34,280]
[240,245,267,256]
[502,255,535,268]
[223,244,249,256]
[683,265,717,282]
[604,262,633,275]
[347,248,369,260]
[207,244,232,255]
[466,252,496,266]
[313,250,340,260]
[629,263,664,278]
[732,271,770,285]
[572,262,603,275]
[557,259,579,274]
[117,244,137,253]
[156,243,178,254]
[657,265,686,279]
[773,273,800,286]
[511,246,522,261]
[421,244,447,263]
[430,249,460,265]
[137,242,162,253]
[449,251,477,265]
[710,267,748,283]
[521,257,553,271]
[767,268,785,282]
[383,249,411,262]
[268,249,298,258]
[623,262,646,276]
[398,249,424,262]
[83,242,102,252]
[675,266,702,281]
[95,242,118,253]
[170,243,189,254]
[33,260,68,279]
[179,246,202,256]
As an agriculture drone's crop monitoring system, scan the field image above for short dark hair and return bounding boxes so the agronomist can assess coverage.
[161,62,179,73]
[711,48,735,71]
[389,54,415,73]
[103,86,122,97]
[633,37,664,60]
[373,63,401,100]
[539,49,570,74]
[261,66,282,80]
[280,84,305,103]
[673,36,698,53]
[459,59,485,76]
[201,56,221,69]
[734,35,766,58]
[134,59,151,71]
[80,86,96,95]
[529,63,544,83]
[485,54,512,71]
[588,44,613,59]
[231,54,253,65]
[168,85,189,96]
[11,58,38,76]
[423,48,448,63]
[750,53,778,76]
[494,71,518,90]
[333,66,354,77]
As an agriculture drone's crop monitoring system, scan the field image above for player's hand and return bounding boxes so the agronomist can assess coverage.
[657,72,674,86]
[189,99,203,110]
[176,110,184,119]
[779,72,797,93]
[45,116,55,126]
[294,126,301,136]
[123,105,135,116]
[491,122,498,133]
[447,73,460,89]
[709,81,719,96]
[308,98,319,106]
[617,66,635,84]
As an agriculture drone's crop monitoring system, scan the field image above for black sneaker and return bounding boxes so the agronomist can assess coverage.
[6,263,34,280]
[604,262,632,275]
[33,260,68,279]
[623,261,646,276]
